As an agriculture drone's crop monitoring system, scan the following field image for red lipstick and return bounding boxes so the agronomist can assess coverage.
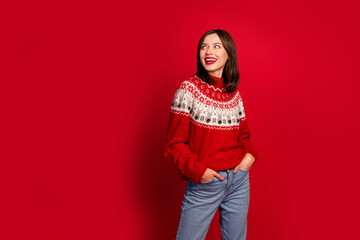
[205,57,217,65]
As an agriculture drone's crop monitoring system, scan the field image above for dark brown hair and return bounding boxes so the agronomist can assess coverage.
[196,29,240,93]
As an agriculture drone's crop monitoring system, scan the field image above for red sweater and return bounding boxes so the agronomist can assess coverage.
[164,74,258,184]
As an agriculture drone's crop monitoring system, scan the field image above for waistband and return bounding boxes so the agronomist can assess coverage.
[216,166,236,172]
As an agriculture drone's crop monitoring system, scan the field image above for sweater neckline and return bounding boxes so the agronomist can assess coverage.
[209,74,225,90]
[209,73,223,81]
[194,74,225,92]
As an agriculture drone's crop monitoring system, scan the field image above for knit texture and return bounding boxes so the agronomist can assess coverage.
[164,74,258,184]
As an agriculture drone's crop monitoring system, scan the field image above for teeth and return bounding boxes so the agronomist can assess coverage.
[206,59,216,62]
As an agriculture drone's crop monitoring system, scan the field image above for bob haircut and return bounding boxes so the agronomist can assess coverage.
[196,29,240,93]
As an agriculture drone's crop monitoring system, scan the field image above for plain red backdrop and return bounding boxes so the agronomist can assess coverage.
[2,0,360,239]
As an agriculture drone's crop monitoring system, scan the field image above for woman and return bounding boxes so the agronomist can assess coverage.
[164,29,258,240]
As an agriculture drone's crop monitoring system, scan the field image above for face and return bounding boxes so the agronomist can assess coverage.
[200,33,229,78]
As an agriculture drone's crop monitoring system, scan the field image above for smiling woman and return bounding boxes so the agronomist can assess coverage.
[195,30,240,93]
[164,29,258,240]
[200,36,229,77]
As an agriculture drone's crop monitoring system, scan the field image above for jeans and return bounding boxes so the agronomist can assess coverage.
[175,167,250,240]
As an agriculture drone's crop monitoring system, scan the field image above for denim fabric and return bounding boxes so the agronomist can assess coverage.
[175,167,250,240]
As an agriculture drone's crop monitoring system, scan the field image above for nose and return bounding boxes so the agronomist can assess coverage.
[206,47,213,55]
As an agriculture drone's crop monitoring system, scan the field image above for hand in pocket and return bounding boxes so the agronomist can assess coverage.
[233,153,255,173]
[200,168,224,183]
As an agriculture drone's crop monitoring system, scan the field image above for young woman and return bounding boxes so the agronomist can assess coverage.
[164,29,258,240]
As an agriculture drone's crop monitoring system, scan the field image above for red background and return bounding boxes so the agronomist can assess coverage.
[2,0,360,239]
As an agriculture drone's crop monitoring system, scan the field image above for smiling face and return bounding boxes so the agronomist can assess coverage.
[200,33,229,78]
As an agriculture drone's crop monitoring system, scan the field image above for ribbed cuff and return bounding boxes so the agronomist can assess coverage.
[187,161,208,184]
[244,144,258,163]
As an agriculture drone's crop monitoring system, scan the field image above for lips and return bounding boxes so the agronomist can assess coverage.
[205,57,217,65]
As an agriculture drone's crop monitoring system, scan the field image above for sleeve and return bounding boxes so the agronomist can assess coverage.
[163,83,208,184]
[238,95,258,163]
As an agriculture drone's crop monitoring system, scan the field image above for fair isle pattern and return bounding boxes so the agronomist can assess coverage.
[190,75,238,102]
[189,118,245,130]
[170,75,247,130]
[183,81,240,109]
[170,109,190,117]
[194,75,225,92]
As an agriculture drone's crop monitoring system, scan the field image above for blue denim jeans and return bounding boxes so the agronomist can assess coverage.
[175,167,250,240]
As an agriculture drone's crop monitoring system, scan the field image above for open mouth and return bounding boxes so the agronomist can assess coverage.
[205,57,217,65]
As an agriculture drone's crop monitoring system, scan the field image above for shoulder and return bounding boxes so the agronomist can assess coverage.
[170,76,197,113]
[172,75,199,97]
[236,91,248,119]
[237,90,243,102]
[228,88,242,105]
[177,74,198,91]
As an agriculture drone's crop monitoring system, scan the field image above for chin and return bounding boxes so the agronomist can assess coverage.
[205,67,219,72]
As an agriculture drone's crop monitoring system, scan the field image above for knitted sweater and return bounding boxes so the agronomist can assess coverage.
[164,74,258,184]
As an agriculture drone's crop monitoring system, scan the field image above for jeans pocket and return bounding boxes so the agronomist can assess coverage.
[238,168,249,173]
[200,176,216,184]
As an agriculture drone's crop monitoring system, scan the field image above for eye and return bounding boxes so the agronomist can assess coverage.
[215,45,221,48]
[201,45,207,49]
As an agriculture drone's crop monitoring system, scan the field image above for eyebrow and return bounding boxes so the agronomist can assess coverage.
[202,42,222,45]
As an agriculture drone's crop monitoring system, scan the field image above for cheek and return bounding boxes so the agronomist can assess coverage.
[220,51,228,60]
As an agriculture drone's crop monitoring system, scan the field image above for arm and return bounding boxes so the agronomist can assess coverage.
[238,118,258,163]
[163,84,208,184]
[238,96,258,163]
